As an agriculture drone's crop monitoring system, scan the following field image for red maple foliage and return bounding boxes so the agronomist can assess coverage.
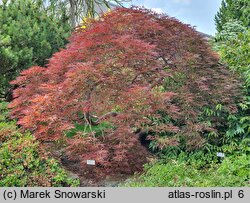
[9,8,241,174]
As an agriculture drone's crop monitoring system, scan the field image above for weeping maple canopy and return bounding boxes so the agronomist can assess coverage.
[9,8,241,170]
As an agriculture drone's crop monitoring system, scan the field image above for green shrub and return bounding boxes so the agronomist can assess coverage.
[215,22,250,87]
[123,155,250,187]
[0,102,79,186]
[213,21,250,154]
[0,101,9,121]
[0,122,80,186]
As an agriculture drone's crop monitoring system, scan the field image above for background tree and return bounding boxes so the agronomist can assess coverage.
[215,0,250,32]
[47,0,131,27]
[0,0,71,99]
[213,0,250,167]
[214,22,250,143]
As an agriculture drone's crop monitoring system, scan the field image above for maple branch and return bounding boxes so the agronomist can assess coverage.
[81,111,120,126]
[150,78,164,88]
[130,74,141,85]
[160,56,177,69]
[90,111,119,126]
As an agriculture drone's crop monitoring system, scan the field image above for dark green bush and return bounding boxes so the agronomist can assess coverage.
[0,0,71,98]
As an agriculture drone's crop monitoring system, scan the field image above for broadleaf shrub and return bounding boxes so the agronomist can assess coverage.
[9,8,242,175]
[0,102,79,186]
[214,20,250,149]
[123,155,250,187]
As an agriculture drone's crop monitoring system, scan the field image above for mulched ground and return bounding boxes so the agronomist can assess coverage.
[43,141,140,186]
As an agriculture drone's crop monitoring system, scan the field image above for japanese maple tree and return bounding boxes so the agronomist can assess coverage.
[9,7,241,175]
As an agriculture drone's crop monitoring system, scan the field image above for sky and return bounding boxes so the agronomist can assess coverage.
[124,0,223,36]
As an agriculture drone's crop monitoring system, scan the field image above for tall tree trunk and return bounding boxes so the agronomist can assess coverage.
[69,0,77,27]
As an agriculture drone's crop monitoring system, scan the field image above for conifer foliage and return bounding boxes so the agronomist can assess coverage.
[9,8,241,175]
[0,0,71,98]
